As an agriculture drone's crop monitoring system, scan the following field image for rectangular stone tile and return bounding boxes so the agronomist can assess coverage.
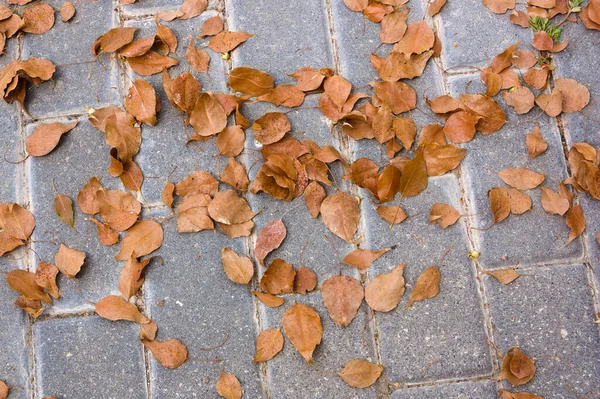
[122,0,220,16]
[448,74,584,269]
[259,293,379,398]
[226,0,334,83]
[391,380,498,398]
[362,174,492,383]
[28,118,123,313]
[0,104,21,203]
[124,14,229,203]
[438,0,532,70]
[21,0,120,118]
[33,316,147,399]
[580,195,600,289]
[142,211,264,398]
[484,264,600,398]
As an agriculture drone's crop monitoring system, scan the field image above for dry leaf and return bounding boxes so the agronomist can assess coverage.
[343,248,391,270]
[489,269,521,284]
[0,381,7,399]
[535,89,563,117]
[554,78,590,113]
[290,67,327,91]
[566,205,585,245]
[429,203,461,228]
[540,186,569,216]
[127,51,178,76]
[499,389,543,399]
[393,21,434,55]
[53,193,74,229]
[176,193,213,233]
[115,220,163,260]
[7,269,52,304]
[499,347,536,386]
[365,265,405,312]
[201,15,224,36]
[175,170,218,197]
[60,2,76,22]
[526,124,547,158]
[22,4,55,35]
[255,219,286,266]
[221,157,249,192]
[422,143,466,176]
[142,338,188,369]
[257,84,305,107]
[208,190,256,225]
[294,266,317,294]
[339,359,383,388]
[35,262,60,299]
[260,259,295,294]
[489,188,511,224]
[377,205,407,224]
[399,151,428,197]
[95,295,149,324]
[428,0,447,16]
[443,111,479,143]
[254,329,284,363]
[186,37,210,73]
[503,87,535,115]
[380,11,407,43]
[209,31,253,53]
[228,67,274,96]
[54,244,85,278]
[498,168,545,190]
[304,181,326,218]
[215,372,242,399]
[125,79,158,125]
[322,275,364,327]
[251,290,284,307]
[26,121,77,157]
[162,181,175,211]
[252,112,291,145]
[217,125,245,157]
[282,303,322,362]
[483,0,516,13]
[189,93,228,137]
[77,177,102,215]
[377,165,401,203]
[221,248,254,285]
[119,255,151,298]
[15,295,44,318]
[370,81,417,114]
[405,266,440,310]
[320,192,360,242]
[98,27,137,53]
[97,189,141,231]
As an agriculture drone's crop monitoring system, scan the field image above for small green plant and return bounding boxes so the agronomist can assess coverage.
[569,0,584,11]
[529,16,562,41]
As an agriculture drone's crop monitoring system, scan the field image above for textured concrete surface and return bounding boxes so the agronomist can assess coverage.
[0,0,599,398]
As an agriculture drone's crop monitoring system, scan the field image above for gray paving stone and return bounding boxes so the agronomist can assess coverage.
[122,0,220,16]
[391,380,498,398]
[226,0,334,83]
[484,264,600,398]
[580,195,600,289]
[33,316,147,399]
[142,209,264,398]
[124,14,229,203]
[362,174,493,384]
[0,104,20,203]
[27,118,123,313]
[259,292,379,398]
[438,0,532,70]
[448,74,584,269]
[21,0,120,118]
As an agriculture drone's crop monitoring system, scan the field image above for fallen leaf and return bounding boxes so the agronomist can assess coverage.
[554,78,590,113]
[142,338,188,369]
[189,93,228,137]
[177,0,207,19]
[260,259,296,294]
[398,151,428,197]
[566,205,585,245]
[377,164,401,203]
[175,170,218,197]
[215,372,242,399]
[526,124,548,158]
[370,81,417,114]
[0,381,7,399]
[483,0,516,13]
[77,177,103,215]
[339,359,383,388]
[208,190,256,225]
[502,87,535,115]
[201,15,224,36]
[209,31,253,53]
[115,220,163,260]
[320,192,360,242]
[380,10,407,43]
[186,37,210,73]
[228,67,274,96]
[429,203,461,228]
[140,319,158,341]
[423,143,466,176]
[488,269,521,284]
[221,157,249,192]
[489,188,511,224]
[35,261,60,298]
[535,89,563,117]
[221,248,254,285]
[499,346,536,386]
[282,303,322,362]
[15,295,44,318]
[125,79,158,125]
[96,295,149,324]
[251,290,284,307]
[169,71,201,116]
[176,193,214,233]
[343,248,391,270]
[324,75,352,110]
[294,266,317,294]
[99,27,137,53]
[7,269,52,304]
[498,168,545,190]
[216,125,245,157]
[257,84,305,107]
[322,275,364,326]
[53,193,74,229]
[443,111,479,143]
[540,186,569,216]
[499,389,543,399]
[127,51,178,76]
[290,67,327,91]
[252,112,291,145]
[393,21,434,55]
[26,121,77,157]
[60,2,76,22]
[377,205,407,224]
[405,266,440,310]
[119,255,151,298]
[22,4,55,35]
[365,265,405,312]
[54,244,85,278]
[344,0,368,11]
[255,219,286,266]
[97,189,141,231]
[304,181,326,218]
[254,329,284,363]
[428,0,447,16]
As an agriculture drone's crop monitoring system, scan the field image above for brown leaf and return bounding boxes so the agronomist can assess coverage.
[343,248,391,270]
[260,259,296,294]
[525,124,548,159]
[140,319,158,341]
[209,31,253,53]
[499,389,543,399]
[115,220,163,260]
[393,21,434,55]
[217,125,245,157]
[339,359,383,388]
[125,79,157,125]
[282,303,322,362]
[257,84,305,107]
[377,205,407,224]
[186,37,210,73]
[254,329,284,363]
[201,15,224,36]
[393,117,416,150]
[290,67,326,91]
[60,2,76,22]
[96,295,149,324]
[498,168,545,190]
[228,67,274,97]
[428,0,447,16]
[221,248,254,285]
[215,372,242,399]
[535,89,563,117]
[324,75,352,110]
[26,121,77,157]
[218,220,254,238]
[566,205,585,245]
[405,266,440,310]
[54,193,74,229]
[532,31,554,51]
[104,113,141,163]
[429,203,461,228]
[177,0,207,19]
[99,27,137,53]
[304,181,326,218]
[189,93,228,137]
[489,188,511,224]
[120,36,155,58]
[119,255,151,298]
[251,290,284,307]
[320,192,360,242]
[22,4,55,35]
[554,78,590,113]
[15,296,44,318]
[422,143,466,176]
[365,265,405,312]
[169,72,201,116]
[344,0,368,11]
[142,338,188,369]
[175,170,218,197]
[460,94,506,134]
[155,18,177,53]
[255,219,286,266]
[221,157,249,192]
[294,266,317,294]
[502,86,535,114]
[370,81,417,114]
[377,164,401,203]
[322,275,364,327]
[208,190,256,225]
[499,347,536,386]
[252,112,291,145]
[97,189,141,231]
[483,0,516,13]
[0,380,7,399]
[7,270,52,304]
[443,111,479,143]
[380,10,407,43]
[489,269,521,285]
[55,244,85,278]
[0,202,35,242]
[540,185,569,216]
[398,151,428,197]
[90,218,119,246]
[35,261,60,299]
[77,176,103,215]
[176,193,213,233]
[127,51,178,76]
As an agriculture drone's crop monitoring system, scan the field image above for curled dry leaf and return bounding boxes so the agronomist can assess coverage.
[405,266,440,310]
[343,247,391,270]
[97,189,141,231]
[162,181,175,211]
[526,125,547,158]
[429,203,461,228]
[119,255,151,298]
[282,303,322,363]
[365,265,405,312]
[26,121,77,157]
[142,338,188,369]
[497,168,545,190]
[377,164,401,203]
[215,372,242,399]
[53,193,74,229]
[95,295,149,324]
[566,205,585,245]
[304,181,326,218]
[55,244,85,278]
[294,266,317,294]
[320,192,360,242]
[60,2,76,22]
[322,275,364,327]
[115,220,164,260]
[254,329,284,363]
[35,262,60,299]
[252,290,284,307]
[15,296,44,318]
[228,67,274,97]
[339,359,384,389]
[7,270,52,304]
[221,248,254,285]
[499,346,536,386]
[255,219,286,266]
[260,259,296,295]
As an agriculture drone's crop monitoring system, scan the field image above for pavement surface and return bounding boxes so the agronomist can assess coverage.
[1,0,600,398]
